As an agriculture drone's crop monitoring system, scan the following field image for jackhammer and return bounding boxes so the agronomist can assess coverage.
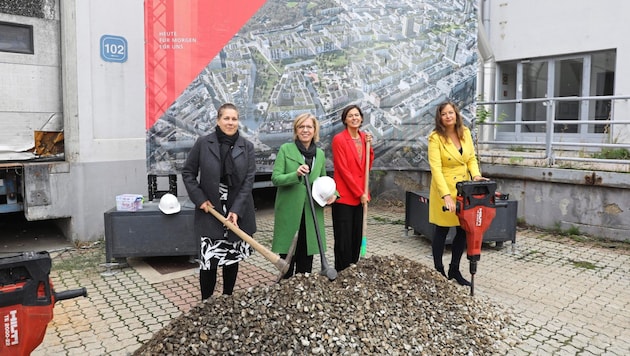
[445,181,508,296]
[0,251,87,355]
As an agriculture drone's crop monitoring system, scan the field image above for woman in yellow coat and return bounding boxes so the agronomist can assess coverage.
[428,101,488,286]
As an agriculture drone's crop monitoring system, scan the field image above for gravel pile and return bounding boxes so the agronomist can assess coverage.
[134,255,515,355]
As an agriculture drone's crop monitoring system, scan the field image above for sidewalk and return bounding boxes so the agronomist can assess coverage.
[33,205,629,355]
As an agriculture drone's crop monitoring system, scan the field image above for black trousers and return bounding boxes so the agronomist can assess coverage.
[332,202,363,271]
[280,213,313,278]
[432,225,466,270]
[199,262,239,300]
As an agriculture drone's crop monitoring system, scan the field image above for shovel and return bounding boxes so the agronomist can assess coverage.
[360,140,370,258]
[205,206,290,278]
[303,174,337,281]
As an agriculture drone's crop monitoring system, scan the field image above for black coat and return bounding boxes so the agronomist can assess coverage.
[182,131,257,242]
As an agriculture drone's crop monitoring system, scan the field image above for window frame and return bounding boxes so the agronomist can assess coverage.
[494,50,616,144]
[0,21,35,55]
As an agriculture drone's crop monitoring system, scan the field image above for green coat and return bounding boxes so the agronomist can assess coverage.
[271,142,328,256]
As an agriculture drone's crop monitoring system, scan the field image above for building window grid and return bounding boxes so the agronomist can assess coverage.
[492,50,617,144]
[476,50,630,166]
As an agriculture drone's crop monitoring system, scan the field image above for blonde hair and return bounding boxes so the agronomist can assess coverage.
[292,113,320,142]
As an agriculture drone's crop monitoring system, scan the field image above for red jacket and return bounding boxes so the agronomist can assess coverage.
[331,129,374,205]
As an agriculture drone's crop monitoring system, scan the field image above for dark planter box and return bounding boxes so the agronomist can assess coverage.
[404,191,517,245]
[104,200,198,263]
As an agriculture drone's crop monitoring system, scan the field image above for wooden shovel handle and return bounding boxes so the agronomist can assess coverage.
[362,141,370,233]
[206,206,288,272]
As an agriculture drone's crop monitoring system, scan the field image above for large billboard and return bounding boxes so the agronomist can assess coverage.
[145,0,478,175]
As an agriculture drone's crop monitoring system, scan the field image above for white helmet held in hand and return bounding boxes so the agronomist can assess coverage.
[158,193,181,214]
[312,176,336,207]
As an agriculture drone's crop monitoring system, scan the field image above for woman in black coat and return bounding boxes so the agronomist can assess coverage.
[182,103,256,300]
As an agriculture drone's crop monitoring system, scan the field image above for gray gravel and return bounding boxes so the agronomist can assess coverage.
[134,255,515,355]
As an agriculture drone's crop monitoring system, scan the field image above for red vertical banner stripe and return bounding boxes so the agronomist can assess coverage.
[144,0,266,129]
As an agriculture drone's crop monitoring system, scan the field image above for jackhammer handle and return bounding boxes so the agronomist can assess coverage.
[55,287,88,302]
[443,202,508,211]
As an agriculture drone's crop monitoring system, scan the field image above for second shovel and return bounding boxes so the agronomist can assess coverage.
[303,174,337,281]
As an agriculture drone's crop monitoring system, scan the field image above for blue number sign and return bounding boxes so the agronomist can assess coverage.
[100,35,128,63]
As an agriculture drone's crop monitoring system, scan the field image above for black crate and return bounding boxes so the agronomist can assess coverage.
[404,191,517,245]
[104,200,198,263]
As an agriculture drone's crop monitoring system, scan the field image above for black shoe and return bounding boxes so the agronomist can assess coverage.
[435,265,447,278]
[448,268,471,286]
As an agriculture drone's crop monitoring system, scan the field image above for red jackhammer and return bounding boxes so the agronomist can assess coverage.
[447,181,508,296]
[0,251,87,355]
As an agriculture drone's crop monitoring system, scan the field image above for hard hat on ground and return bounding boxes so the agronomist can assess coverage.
[159,193,181,214]
[312,176,336,207]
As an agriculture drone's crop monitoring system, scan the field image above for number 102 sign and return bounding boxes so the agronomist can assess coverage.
[100,35,128,63]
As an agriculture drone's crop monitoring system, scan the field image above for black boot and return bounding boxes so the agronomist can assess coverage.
[222,263,239,295]
[448,227,470,286]
[435,265,447,278]
[448,265,471,286]
[199,269,217,300]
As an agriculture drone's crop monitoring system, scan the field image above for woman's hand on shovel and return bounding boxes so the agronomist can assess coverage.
[200,200,214,213]
[226,212,239,229]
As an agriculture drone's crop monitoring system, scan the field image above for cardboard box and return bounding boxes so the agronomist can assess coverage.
[115,194,144,212]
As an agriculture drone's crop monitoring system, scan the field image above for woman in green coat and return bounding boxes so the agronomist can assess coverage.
[271,113,336,278]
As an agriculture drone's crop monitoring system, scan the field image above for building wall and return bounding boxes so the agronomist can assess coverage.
[484,0,630,143]
[0,6,62,160]
[59,0,146,241]
[487,1,627,61]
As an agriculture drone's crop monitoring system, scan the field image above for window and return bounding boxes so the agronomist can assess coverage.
[0,21,34,54]
[495,50,616,142]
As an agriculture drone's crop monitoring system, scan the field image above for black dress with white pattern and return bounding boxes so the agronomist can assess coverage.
[199,182,252,270]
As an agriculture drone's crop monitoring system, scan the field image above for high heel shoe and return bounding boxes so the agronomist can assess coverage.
[448,267,471,286]
[435,265,447,278]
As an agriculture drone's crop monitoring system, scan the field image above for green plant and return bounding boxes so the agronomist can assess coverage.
[475,104,492,124]
[568,259,597,270]
[565,225,581,236]
[509,156,524,164]
[372,216,405,225]
[592,148,630,160]
[508,146,526,152]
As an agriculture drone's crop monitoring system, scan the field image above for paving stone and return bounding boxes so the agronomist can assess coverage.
[28,206,629,355]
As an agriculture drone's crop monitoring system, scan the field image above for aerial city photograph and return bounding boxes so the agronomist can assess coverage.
[146,0,477,175]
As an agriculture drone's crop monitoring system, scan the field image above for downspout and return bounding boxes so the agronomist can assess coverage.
[477,0,496,144]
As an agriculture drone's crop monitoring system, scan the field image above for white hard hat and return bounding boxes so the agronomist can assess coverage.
[158,193,181,214]
[312,176,336,207]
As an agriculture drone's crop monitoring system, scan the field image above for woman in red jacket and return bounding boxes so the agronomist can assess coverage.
[331,105,373,271]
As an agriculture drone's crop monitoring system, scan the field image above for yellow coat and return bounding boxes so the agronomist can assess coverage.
[428,127,481,227]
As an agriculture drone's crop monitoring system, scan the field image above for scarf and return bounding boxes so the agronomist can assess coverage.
[215,125,239,187]
[295,139,317,168]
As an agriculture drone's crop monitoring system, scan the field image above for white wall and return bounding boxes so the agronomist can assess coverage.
[487,1,629,61]
[60,0,147,241]
[0,12,62,159]
[72,0,146,162]
[485,0,630,143]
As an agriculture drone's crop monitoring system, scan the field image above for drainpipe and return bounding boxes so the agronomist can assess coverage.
[477,0,495,144]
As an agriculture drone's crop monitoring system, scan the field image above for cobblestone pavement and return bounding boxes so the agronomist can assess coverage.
[32,205,629,355]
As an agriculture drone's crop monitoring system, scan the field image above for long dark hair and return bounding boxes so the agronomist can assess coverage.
[434,101,465,141]
[340,105,363,127]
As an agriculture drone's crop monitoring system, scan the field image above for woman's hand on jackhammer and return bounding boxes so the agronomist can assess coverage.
[443,195,456,213]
